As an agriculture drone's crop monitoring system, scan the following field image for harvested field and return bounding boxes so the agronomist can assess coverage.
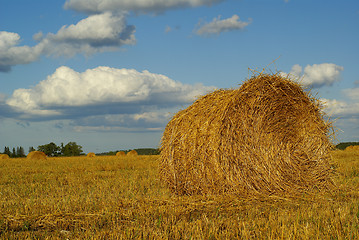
[0,153,358,239]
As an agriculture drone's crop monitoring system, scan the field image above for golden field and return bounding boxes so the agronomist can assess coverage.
[0,151,358,239]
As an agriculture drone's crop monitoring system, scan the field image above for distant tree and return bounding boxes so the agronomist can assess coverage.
[37,142,60,157]
[12,148,16,158]
[61,142,83,156]
[134,148,160,155]
[335,142,359,150]
[16,146,25,157]
[3,147,11,156]
[29,146,35,153]
[19,146,25,157]
[97,148,161,156]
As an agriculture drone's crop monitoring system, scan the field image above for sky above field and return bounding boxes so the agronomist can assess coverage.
[0,0,358,153]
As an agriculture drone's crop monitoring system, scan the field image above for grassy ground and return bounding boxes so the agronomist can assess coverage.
[0,151,358,239]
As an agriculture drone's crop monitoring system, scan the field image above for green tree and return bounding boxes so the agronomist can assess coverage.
[19,146,25,157]
[16,146,25,157]
[29,146,35,153]
[61,142,83,156]
[37,142,60,157]
[3,147,10,155]
[336,142,359,150]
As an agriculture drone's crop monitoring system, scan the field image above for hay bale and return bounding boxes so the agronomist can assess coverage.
[27,151,47,160]
[345,145,359,152]
[116,151,126,157]
[127,150,138,157]
[0,154,10,159]
[160,73,334,196]
[87,152,96,157]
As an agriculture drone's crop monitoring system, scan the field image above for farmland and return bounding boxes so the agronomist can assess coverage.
[0,151,359,239]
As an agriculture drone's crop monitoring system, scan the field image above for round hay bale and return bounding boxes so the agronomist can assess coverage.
[27,151,47,160]
[0,154,10,159]
[160,73,334,196]
[345,145,359,152]
[87,152,96,157]
[127,150,138,157]
[116,151,126,157]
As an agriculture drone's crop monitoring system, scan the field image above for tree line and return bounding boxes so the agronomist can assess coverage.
[335,142,359,150]
[3,146,26,158]
[2,142,358,158]
[98,148,160,156]
[2,142,83,157]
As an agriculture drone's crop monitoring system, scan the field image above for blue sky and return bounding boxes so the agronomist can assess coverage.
[0,0,358,154]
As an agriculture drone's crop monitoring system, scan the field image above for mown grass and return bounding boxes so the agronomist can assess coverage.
[0,151,358,239]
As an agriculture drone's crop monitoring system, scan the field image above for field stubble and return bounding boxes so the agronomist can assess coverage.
[0,152,358,239]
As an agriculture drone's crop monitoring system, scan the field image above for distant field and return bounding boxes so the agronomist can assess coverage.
[0,152,358,239]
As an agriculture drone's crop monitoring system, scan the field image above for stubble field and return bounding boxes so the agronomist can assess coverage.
[0,151,358,239]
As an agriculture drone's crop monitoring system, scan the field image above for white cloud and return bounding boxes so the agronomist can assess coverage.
[322,98,359,117]
[165,25,172,33]
[41,12,136,57]
[195,14,251,36]
[32,31,44,42]
[165,25,181,33]
[288,64,302,77]
[72,111,172,132]
[0,31,19,49]
[283,63,344,88]
[64,0,224,14]
[6,66,215,119]
[0,31,43,72]
[0,93,7,102]
[321,98,359,142]
[0,13,135,71]
[133,111,171,123]
[343,87,359,101]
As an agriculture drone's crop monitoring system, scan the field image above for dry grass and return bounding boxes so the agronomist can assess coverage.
[160,73,334,196]
[0,151,358,239]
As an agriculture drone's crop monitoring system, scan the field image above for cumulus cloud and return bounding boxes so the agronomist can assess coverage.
[6,66,214,120]
[343,87,359,101]
[283,63,344,88]
[0,13,135,71]
[195,14,251,36]
[321,94,359,141]
[64,0,224,14]
[321,98,359,117]
[72,111,172,132]
[0,31,43,72]
[40,12,136,57]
